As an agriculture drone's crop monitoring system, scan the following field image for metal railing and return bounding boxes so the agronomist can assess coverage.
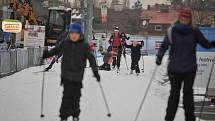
[0,48,43,78]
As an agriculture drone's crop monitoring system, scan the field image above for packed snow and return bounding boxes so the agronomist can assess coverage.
[0,56,204,121]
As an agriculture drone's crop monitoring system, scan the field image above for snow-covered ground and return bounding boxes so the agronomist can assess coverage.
[0,56,191,121]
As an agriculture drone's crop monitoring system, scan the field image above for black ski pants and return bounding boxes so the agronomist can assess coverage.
[60,78,83,120]
[131,55,140,73]
[165,72,196,121]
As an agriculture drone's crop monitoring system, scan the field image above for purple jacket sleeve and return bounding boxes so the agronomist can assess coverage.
[195,28,214,49]
[157,35,170,60]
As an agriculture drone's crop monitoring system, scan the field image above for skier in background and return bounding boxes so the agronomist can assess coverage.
[125,40,144,76]
[156,9,215,121]
[121,32,130,56]
[99,46,115,71]
[42,23,100,121]
[109,27,122,70]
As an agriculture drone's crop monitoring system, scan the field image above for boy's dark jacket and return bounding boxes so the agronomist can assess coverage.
[157,26,215,73]
[43,37,98,82]
[125,41,143,57]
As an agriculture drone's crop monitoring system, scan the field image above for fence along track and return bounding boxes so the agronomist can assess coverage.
[0,48,43,78]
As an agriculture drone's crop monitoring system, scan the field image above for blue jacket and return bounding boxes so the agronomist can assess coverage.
[157,26,214,73]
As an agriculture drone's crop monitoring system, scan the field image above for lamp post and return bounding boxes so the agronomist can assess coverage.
[142,19,149,55]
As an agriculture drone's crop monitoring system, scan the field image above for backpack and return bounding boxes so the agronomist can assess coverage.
[167,25,174,44]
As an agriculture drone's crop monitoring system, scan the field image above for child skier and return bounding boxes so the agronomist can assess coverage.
[99,46,115,71]
[156,9,215,121]
[125,41,144,76]
[41,23,100,121]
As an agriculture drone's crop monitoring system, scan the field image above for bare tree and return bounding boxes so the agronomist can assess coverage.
[190,0,215,26]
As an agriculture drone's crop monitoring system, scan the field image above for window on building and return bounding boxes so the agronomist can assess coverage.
[155,25,162,31]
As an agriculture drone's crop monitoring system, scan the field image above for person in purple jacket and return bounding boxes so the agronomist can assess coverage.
[156,9,215,121]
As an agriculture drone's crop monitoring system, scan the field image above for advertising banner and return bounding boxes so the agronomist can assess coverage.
[24,25,45,47]
[100,0,108,24]
[2,19,22,33]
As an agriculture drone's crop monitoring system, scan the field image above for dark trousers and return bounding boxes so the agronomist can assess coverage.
[60,79,83,120]
[165,72,196,121]
[112,46,122,68]
[131,55,140,73]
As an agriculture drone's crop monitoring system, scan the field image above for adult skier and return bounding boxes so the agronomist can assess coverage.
[109,27,122,70]
[41,23,100,121]
[125,41,144,76]
[156,9,215,121]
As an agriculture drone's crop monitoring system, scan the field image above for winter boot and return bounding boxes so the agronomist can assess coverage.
[99,64,106,70]
[105,64,111,71]
[73,117,79,121]
[60,118,67,121]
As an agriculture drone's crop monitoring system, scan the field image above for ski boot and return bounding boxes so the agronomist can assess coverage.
[136,73,140,76]
[73,117,79,121]
[112,65,116,69]
[117,67,120,73]
[44,67,51,72]
[60,118,67,121]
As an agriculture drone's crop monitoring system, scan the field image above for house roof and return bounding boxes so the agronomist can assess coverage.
[142,10,179,24]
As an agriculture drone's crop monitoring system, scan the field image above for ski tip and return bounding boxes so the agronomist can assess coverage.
[107,113,111,117]
[40,114,45,118]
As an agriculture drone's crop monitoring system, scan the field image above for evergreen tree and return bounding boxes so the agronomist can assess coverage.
[132,0,142,10]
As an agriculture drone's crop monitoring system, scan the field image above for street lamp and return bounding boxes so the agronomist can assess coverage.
[142,19,149,55]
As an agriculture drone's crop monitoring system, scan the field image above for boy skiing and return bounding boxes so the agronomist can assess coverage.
[41,23,100,121]
[156,9,215,121]
[125,41,144,76]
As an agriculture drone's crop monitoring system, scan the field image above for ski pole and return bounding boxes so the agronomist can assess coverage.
[134,66,158,121]
[123,46,129,70]
[94,47,99,66]
[98,82,112,117]
[141,54,144,72]
[40,65,46,118]
[198,56,215,121]
[124,56,129,70]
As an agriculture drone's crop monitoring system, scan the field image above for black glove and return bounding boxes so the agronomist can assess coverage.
[93,71,101,82]
[212,41,215,47]
[156,57,162,66]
